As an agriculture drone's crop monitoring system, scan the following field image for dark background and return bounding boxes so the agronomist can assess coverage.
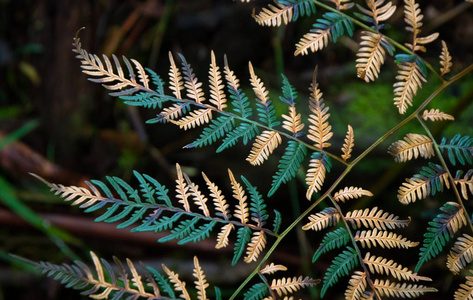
[1,0,473,299]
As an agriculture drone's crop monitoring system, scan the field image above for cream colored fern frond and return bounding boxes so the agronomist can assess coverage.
[302,207,340,231]
[307,68,332,149]
[356,32,389,82]
[329,0,354,11]
[249,61,269,105]
[305,155,328,200]
[393,61,426,114]
[247,130,282,166]
[454,270,473,300]
[333,186,373,203]
[172,108,212,130]
[374,279,437,298]
[455,170,473,200]
[181,55,205,104]
[354,228,419,248]
[260,263,288,275]
[387,133,434,162]
[253,1,293,27]
[403,0,438,52]
[175,163,191,212]
[341,125,354,161]
[162,263,191,300]
[157,103,188,123]
[447,234,473,275]
[169,52,183,99]
[295,28,331,56]
[229,169,249,224]
[193,257,209,300]
[398,171,449,204]
[183,173,210,217]
[346,207,410,230]
[244,231,267,263]
[202,172,229,220]
[357,0,396,27]
[224,55,240,93]
[363,252,431,282]
[440,41,453,76]
[270,276,319,296]
[282,106,305,136]
[421,108,454,122]
[208,51,227,110]
[345,271,367,300]
[216,223,234,249]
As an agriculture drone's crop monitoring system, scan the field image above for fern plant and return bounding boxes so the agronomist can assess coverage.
[10,0,473,299]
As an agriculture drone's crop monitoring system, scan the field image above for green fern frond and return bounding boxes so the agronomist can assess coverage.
[454,270,473,300]
[415,202,467,272]
[268,141,307,197]
[302,207,340,231]
[147,264,176,298]
[447,233,473,275]
[345,207,410,230]
[455,170,473,200]
[233,227,253,266]
[243,282,268,300]
[321,246,359,297]
[295,12,354,56]
[439,134,473,166]
[242,175,269,227]
[120,92,165,109]
[312,228,350,263]
[185,116,235,148]
[273,210,282,234]
[216,122,259,153]
[373,279,437,298]
[354,228,419,249]
[388,133,434,162]
[363,252,431,282]
[270,276,319,296]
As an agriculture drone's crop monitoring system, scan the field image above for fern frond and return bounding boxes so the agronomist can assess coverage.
[363,252,431,282]
[215,223,234,249]
[149,103,190,124]
[175,163,191,212]
[439,134,473,166]
[242,176,269,227]
[254,0,317,26]
[312,228,350,262]
[321,246,359,297]
[184,173,210,217]
[356,0,396,28]
[341,125,355,161]
[328,0,354,11]
[270,276,319,296]
[345,271,367,300]
[243,283,268,300]
[373,279,437,298]
[247,130,282,166]
[244,231,267,263]
[416,202,466,272]
[302,207,340,231]
[268,141,307,197]
[168,52,184,99]
[455,170,473,200]
[249,63,279,128]
[217,122,259,153]
[178,53,205,104]
[393,59,426,114]
[249,61,269,106]
[208,51,227,110]
[448,234,473,275]
[397,163,449,204]
[295,12,354,56]
[354,228,419,249]
[260,263,288,275]
[202,172,230,219]
[333,186,373,203]
[186,116,235,148]
[162,263,191,300]
[282,106,304,136]
[421,108,454,122]
[224,56,252,119]
[388,133,434,163]
[172,108,212,130]
[454,270,473,300]
[306,152,332,199]
[233,226,252,266]
[356,31,394,82]
[346,207,410,230]
[403,0,438,52]
[193,256,209,300]
[440,41,453,76]
[307,67,332,149]
[229,169,249,224]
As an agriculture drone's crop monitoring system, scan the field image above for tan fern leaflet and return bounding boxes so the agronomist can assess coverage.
[193,256,209,300]
[184,173,210,217]
[448,234,473,275]
[388,133,434,162]
[244,231,267,263]
[180,55,205,104]
[247,130,282,166]
[345,271,367,300]
[421,108,454,122]
[253,1,294,27]
[175,163,191,212]
[260,262,288,275]
[329,0,354,11]
[393,61,426,114]
[356,0,396,27]
[302,207,340,231]
[229,169,249,224]
[295,27,331,56]
[270,276,320,296]
[162,263,191,300]
[168,51,184,100]
[157,103,188,123]
[440,41,453,76]
[341,125,354,161]
[333,186,373,203]
[305,155,328,200]
[454,270,473,300]
[403,0,439,53]
[354,228,419,248]
[282,106,304,136]
[202,172,229,220]
[373,279,437,298]
[249,61,269,106]
[363,252,431,282]
[216,223,234,249]
[172,108,213,130]
[208,51,227,110]
[455,170,473,200]
[398,171,449,204]
[346,207,410,230]
[356,32,390,82]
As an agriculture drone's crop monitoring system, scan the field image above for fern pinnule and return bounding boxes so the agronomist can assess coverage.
[439,134,473,166]
[168,52,184,100]
[306,152,331,200]
[307,67,332,149]
[244,230,267,263]
[321,246,359,297]
[393,60,426,114]
[153,103,190,123]
[172,108,213,130]
[216,223,234,249]
[403,0,438,52]
[341,125,355,161]
[440,41,453,76]
[356,32,394,82]
[247,130,282,166]
[312,228,350,263]
[388,133,434,163]
[333,186,373,203]
[179,53,205,104]
[345,271,367,300]
[208,51,227,110]
[193,257,209,300]
[373,279,437,298]
[176,163,191,212]
[282,106,304,136]
[270,276,319,296]
[354,228,419,249]
[328,0,354,11]
[253,1,294,27]
[249,61,269,106]
[345,207,410,230]
[363,253,431,282]
[356,0,396,28]
[421,108,454,122]
[454,270,473,300]
[447,234,473,275]
[260,263,288,275]
[162,263,191,300]
[184,173,210,218]
[455,170,473,200]
[229,169,249,224]
[302,207,340,231]
[202,172,229,219]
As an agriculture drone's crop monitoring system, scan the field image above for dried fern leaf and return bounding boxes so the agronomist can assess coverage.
[341,125,354,161]
[183,173,210,217]
[403,0,423,51]
[178,53,205,104]
[346,207,410,230]
[398,163,449,205]
[168,52,184,99]
[321,246,359,297]
[329,0,355,11]
[229,169,249,224]
[333,186,373,203]
[254,1,294,27]
[306,152,331,200]
[373,279,437,298]
[448,234,473,275]
[388,133,434,163]
[455,170,473,200]
[202,172,229,219]
[244,230,267,263]
[302,207,340,231]
[421,108,454,122]
[354,228,419,249]
[175,163,191,212]
[356,32,394,82]
[247,130,282,166]
[162,263,191,300]
[249,61,269,106]
[193,257,209,300]
[216,223,234,249]
[393,60,426,114]
[260,263,288,275]
[208,51,227,110]
[440,40,453,76]
[345,271,367,300]
[307,67,332,149]
[356,0,396,27]
[454,270,473,300]
[270,276,319,296]
[282,106,304,135]
[363,252,431,282]
[172,108,213,130]
[153,103,190,123]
